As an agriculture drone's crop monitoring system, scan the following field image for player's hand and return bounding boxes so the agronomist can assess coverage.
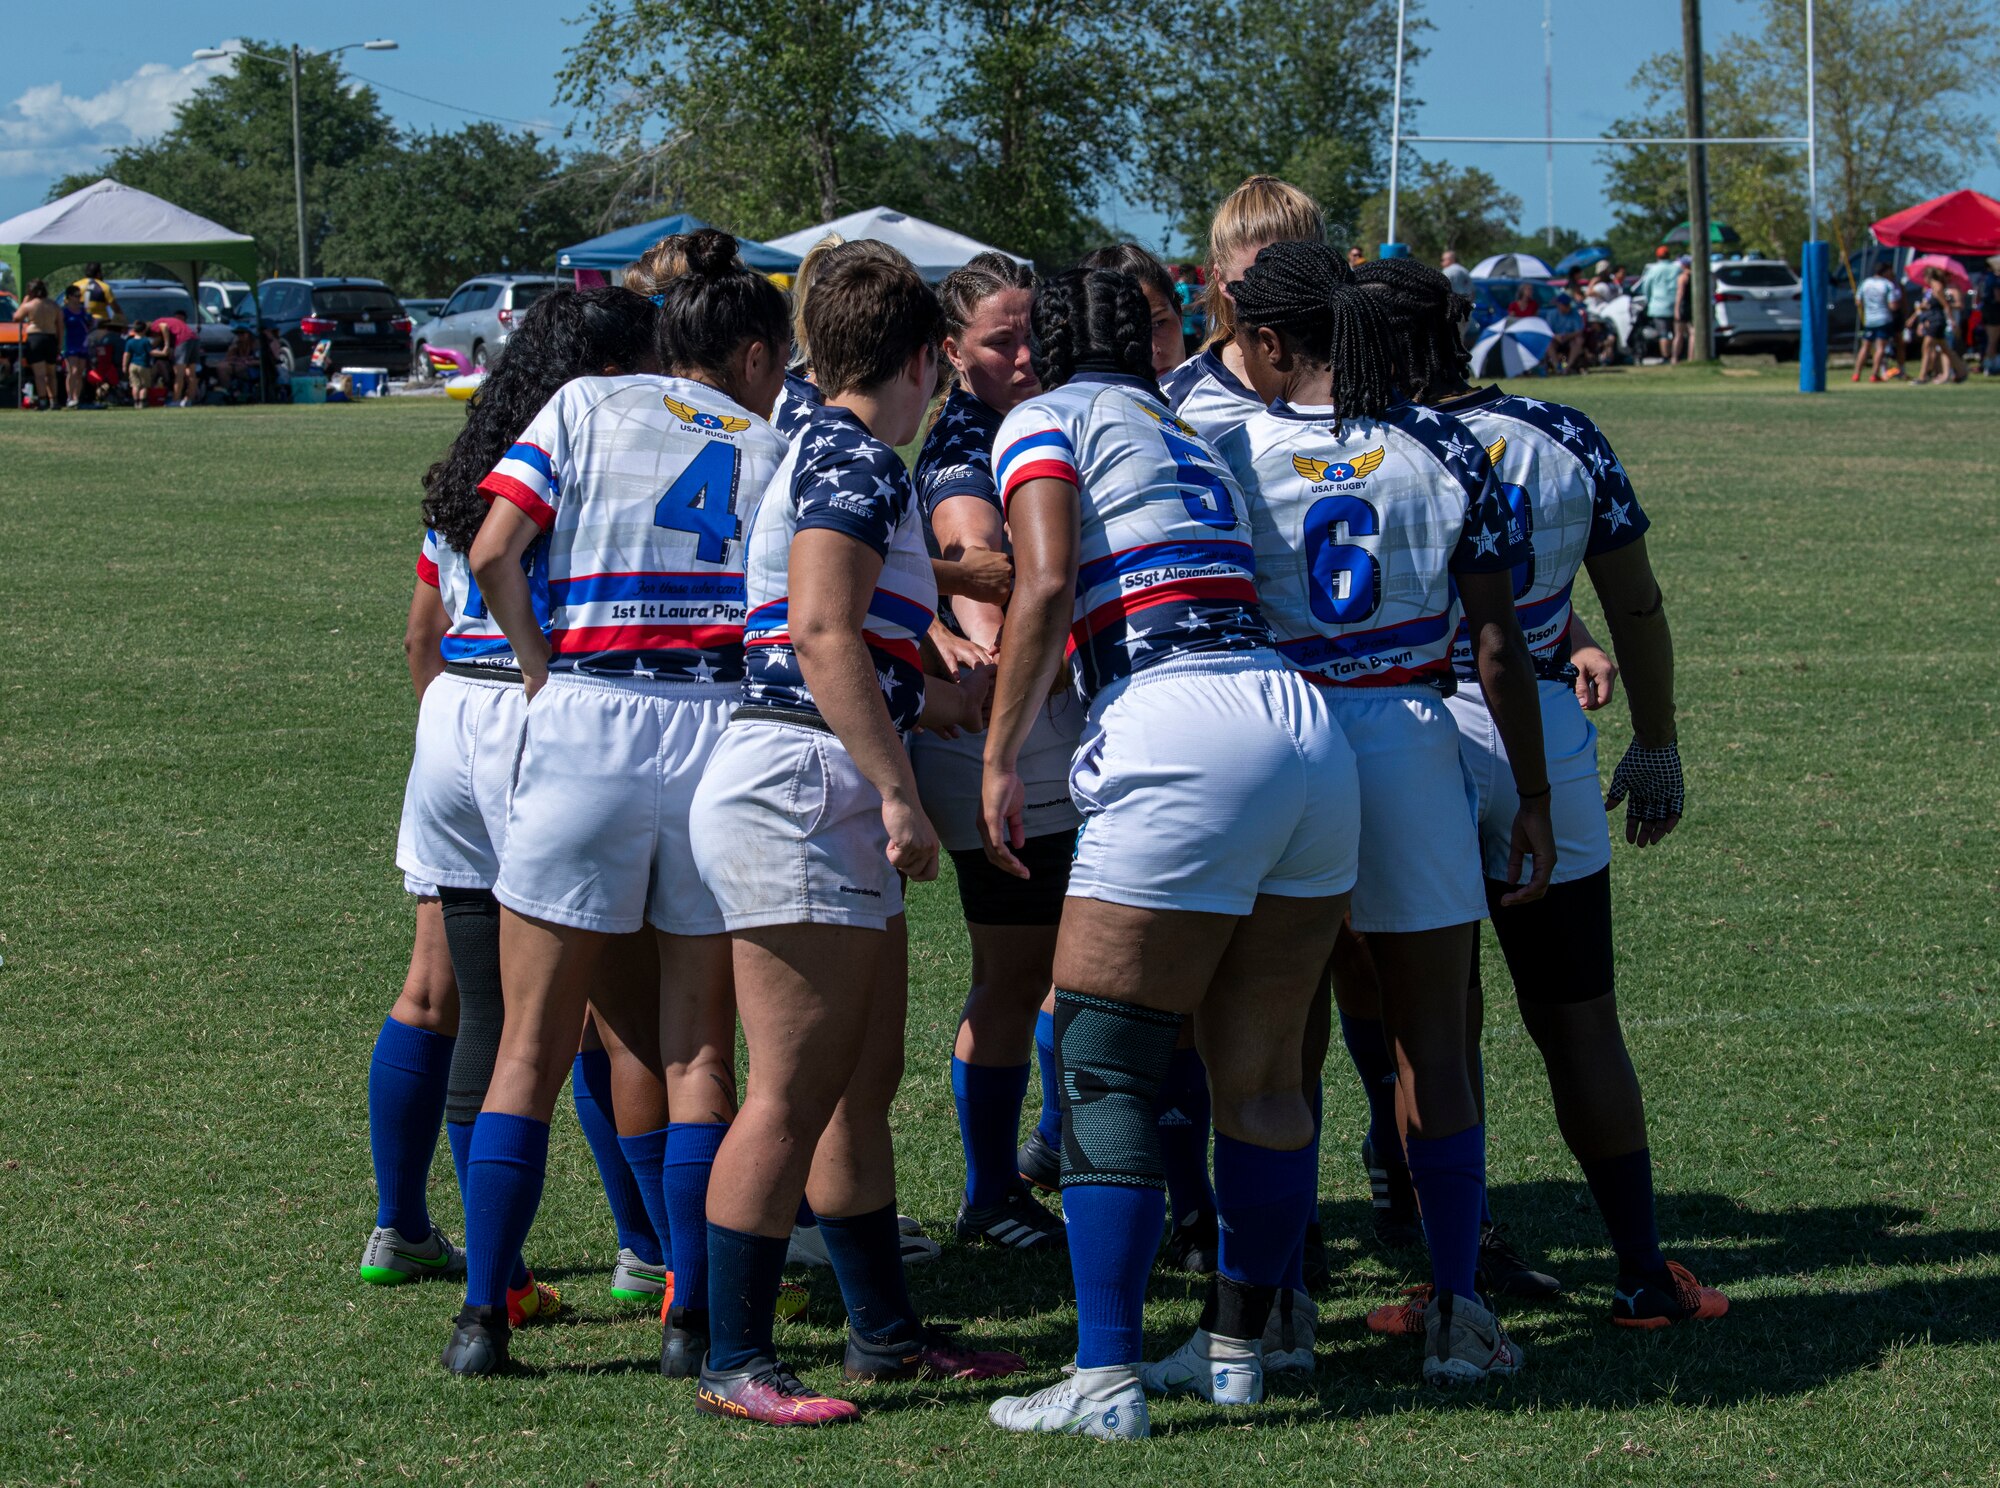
[978,763,1029,879]
[882,792,939,882]
[929,625,994,680]
[1572,645,1618,710]
[1500,792,1557,906]
[1605,740,1684,847]
[954,548,1014,607]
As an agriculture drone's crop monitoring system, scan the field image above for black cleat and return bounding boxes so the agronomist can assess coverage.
[1363,1135,1426,1250]
[1016,1129,1061,1193]
[1160,1209,1218,1274]
[956,1185,1066,1251]
[843,1322,1027,1382]
[661,1305,709,1378]
[440,1304,510,1376]
[1477,1222,1563,1299]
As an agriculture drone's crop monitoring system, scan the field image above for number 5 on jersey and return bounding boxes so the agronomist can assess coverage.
[655,439,742,563]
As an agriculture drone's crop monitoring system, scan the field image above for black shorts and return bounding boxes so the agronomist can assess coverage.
[23,332,57,366]
[174,339,201,367]
[948,831,1074,927]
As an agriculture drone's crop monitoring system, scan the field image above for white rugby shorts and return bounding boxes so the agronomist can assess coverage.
[396,669,528,892]
[1327,687,1488,934]
[912,690,1084,853]
[1066,652,1358,916]
[690,717,903,931]
[491,672,735,936]
[1448,677,1609,888]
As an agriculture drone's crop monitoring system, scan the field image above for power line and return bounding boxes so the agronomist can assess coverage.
[344,71,556,132]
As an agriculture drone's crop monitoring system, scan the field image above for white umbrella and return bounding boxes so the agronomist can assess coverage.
[1471,315,1554,377]
[1470,252,1555,280]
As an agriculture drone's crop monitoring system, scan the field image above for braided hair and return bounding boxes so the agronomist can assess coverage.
[1352,257,1474,404]
[1029,267,1156,393]
[1229,239,1392,432]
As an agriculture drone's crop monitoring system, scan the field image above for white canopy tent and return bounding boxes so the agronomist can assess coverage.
[767,207,1029,282]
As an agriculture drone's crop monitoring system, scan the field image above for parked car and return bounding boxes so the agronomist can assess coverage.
[199,280,253,326]
[1711,258,1803,353]
[402,297,447,329]
[108,279,234,360]
[236,277,413,376]
[416,275,560,371]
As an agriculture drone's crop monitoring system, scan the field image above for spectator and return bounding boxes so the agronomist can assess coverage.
[1440,248,1473,299]
[260,325,291,399]
[220,328,259,400]
[122,320,155,407]
[1979,268,2000,375]
[1563,267,1586,299]
[60,285,92,408]
[1173,263,1204,355]
[152,311,201,405]
[1634,247,1679,362]
[1506,282,1541,320]
[1348,245,1366,270]
[11,277,60,409]
[1850,261,1902,383]
[1670,255,1694,365]
[1544,292,1589,372]
[1914,267,1966,384]
[1587,259,1618,304]
[71,262,119,325]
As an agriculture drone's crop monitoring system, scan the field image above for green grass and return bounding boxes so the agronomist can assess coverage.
[3,365,1997,1486]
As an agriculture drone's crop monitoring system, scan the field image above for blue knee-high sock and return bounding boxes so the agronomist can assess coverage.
[815,1204,920,1345]
[1405,1124,1486,1301]
[450,1120,529,1290]
[1157,1047,1216,1227]
[794,1196,817,1228]
[665,1122,728,1319]
[1065,1185,1164,1367]
[953,1057,1031,1210]
[1580,1147,1668,1283]
[1339,1012,1402,1172]
[571,1051,660,1264]
[614,1127,672,1271]
[1278,1084,1325,1293]
[367,1016,455,1236]
[1033,1010,1062,1148]
[706,1223,791,1372]
[1214,1133,1317,1293]
[463,1113,550,1309]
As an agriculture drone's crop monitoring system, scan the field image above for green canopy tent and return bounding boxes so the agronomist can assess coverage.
[0,179,265,405]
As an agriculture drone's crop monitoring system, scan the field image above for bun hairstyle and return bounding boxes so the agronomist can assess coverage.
[1077,243,1176,312]
[1203,175,1327,350]
[624,231,746,296]
[1353,257,1475,404]
[653,228,792,387]
[1029,267,1156,392]
[1232,239,1391,432]
[803,242,943,397]
[423,285,655,552]
[935,251,1036,405]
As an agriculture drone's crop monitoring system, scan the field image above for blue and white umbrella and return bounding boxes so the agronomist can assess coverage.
[1471,315,1554,377]
[1470,252,1555,280]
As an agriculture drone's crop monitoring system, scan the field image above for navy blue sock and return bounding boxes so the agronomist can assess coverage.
[463,1113,549,1309]
[448,1119,524,1287]
[795,1196,817,1228]
[367,1016,454,1236]
[665,1122,728,1319]
[1406,1124,1486,1301]
[1338,1012,1402,1172]
[1156,1047,1216,1227]
[1033,1009,1062,1148]
[1581,1147,1668,1282]
[706,1223,791,1372]
[952,1057,1030,1210]
[1214,1133,1316,1291]
[614,1127,671,1270]
[1064,1183,1164,1368]
[816,1204,920,1344]
[1279,1084,1324,1293]
[570,1051,660,1264]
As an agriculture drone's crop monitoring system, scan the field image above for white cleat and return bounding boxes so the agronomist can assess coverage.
[787,1215,940,1267]
[1422,1291,1526,1387]
[1261,1288,1318,1376]
[988,1365,1150,1439]
[1138,1328,1263,1404]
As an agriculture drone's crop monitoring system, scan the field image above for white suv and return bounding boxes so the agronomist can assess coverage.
[416,274,561,371]
[1712,259,1804,352]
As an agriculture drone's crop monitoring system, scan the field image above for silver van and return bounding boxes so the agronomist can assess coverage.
[416,274,561,371]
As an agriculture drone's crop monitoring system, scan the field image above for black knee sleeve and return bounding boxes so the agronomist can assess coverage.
[1054,989,1183,1190]
[439,887,503,1125]
[1484,866,1615,1007]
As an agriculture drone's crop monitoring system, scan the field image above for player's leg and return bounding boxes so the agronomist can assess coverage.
[582,934,674,1305]
[1330,926,1423,1249]
[1022,987,1063,1187]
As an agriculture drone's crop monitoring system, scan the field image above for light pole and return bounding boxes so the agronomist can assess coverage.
[192,39,398,277]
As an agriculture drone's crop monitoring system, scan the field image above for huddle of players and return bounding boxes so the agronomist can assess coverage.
[360,174,1722,1437]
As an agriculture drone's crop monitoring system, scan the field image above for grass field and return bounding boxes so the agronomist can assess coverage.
[3,365,1997,1486]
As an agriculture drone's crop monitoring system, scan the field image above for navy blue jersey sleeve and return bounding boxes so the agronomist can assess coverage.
[1449,453,1531,575]
[1575,422,1649,556]
[914,390,1002,518]
[794,433,911,557]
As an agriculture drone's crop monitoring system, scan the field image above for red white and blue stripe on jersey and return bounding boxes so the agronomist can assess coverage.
[482,440,559,530]
[418,529,552,670]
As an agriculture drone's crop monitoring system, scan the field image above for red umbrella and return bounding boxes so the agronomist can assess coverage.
[1906,254,1970,291]
[1871,190,2000,254]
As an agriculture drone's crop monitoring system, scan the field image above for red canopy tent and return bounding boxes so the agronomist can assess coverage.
[1870,189,2000,254]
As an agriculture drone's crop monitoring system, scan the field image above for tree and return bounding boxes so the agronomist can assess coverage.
[1353,161,1521,264]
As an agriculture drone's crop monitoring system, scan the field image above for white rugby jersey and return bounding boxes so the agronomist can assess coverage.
[740,401,939,734]
[1160,347,1262,444]
[478,375,787,682]
[1216,400,1526,688]
[1437,388,1649,682]
[417,529,551,671]
[993,371,1269,701]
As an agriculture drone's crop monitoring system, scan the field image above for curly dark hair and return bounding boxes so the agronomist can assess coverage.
[1231,239,1391,432]
[420,285,655,552]
[1352,257,1475,404]
[1029,267,1155,393]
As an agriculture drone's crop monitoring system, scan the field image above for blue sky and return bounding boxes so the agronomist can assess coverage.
[5,0,1996,255]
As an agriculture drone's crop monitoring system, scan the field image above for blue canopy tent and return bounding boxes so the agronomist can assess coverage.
[1551,245,1612,276]
[556,214,802,278]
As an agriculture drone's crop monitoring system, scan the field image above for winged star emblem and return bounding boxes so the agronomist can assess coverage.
[1485,436,1506,468]
[1292,447,1385,483]
[663,394,749,433]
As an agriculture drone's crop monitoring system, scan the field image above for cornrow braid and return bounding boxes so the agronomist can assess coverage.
[1353,257,1475,404]
[1029,268,1156,393]
[1231,240,1390,434]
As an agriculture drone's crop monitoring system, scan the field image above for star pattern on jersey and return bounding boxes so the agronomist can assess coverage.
[1176,607,1212,633]
[1602,498,1634,531]
[1471,526,1502,557]
[1409,405,1444,425]
[689,656,718,684]
[1509,394,1549,412]
[877,667,902,699]
[1440,432,1476,464]
[1552,415,1586,444]
[1117,624,1156,657]
[918,390,1003,510]
[1585,445,1610,479]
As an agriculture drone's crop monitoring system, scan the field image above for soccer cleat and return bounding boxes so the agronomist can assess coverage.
[506,1272,563,1327]
[610,1247,670,1303]
[1365,1284,1433,1337]
[1261,1288,1319,1375]
[696,1357,860,1426]
[1478,1223,1563,1298]
[358,1224,464,1286]
[988,1366,1149,1439]
[1422,1291,1525,1387]
[955,1185,1066,1251]
[1016,1128,1061,1193]
[787,1217,941,1268]
[1139,1328,1263,1404]
[439,1304,510,1376]
[844,1323,1027,1382]
[660,1305,707,1378]
[1362,1136,1425,1250]
[1160,1209,1219,1274]
[1611,1261,1729,1329]
[775,1280,808,1323]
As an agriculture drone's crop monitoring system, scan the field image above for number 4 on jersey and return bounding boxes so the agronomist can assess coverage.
[654,439,742,563]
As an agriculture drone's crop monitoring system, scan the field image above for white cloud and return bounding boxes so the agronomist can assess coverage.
[0,50,234,179]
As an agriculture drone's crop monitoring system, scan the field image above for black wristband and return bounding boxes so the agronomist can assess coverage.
[1518,783,1552,801]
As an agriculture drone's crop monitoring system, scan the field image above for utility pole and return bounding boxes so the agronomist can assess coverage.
[1681,0,1714,361]
[1544,0,1555,248]
[289,45,309,277]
